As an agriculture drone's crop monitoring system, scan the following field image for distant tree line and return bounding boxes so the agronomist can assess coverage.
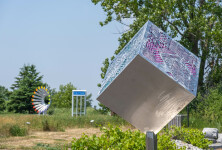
[0,64,92,113]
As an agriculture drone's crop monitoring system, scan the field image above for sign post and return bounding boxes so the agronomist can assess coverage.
[146,131,157,150]
[72,90,87,117]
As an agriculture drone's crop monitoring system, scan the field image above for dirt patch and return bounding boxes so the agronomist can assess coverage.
[0,128,101,149]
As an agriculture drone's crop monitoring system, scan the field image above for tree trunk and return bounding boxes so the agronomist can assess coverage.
[198,52,207,88]
[111,111,116,116]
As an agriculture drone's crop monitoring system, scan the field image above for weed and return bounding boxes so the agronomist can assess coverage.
[34,143,62,150]
[42,119,64,132]
[0,144,7,149]
[42,120,50,131]
[9,124,28,136]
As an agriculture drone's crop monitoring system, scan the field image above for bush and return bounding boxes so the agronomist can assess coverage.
[71,125,212,150]
[96,103,110,115]
[196,86,222,122]
[48,109,55,115]
[170,126,212,149]
[158,131,182,150]
[71,125,145,150]
[186,83,222,132]
[9,124,28,136]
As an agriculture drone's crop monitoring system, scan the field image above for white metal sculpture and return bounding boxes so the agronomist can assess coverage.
[97,20,200,134]
[72,90,87,117]
[32,86,51,115]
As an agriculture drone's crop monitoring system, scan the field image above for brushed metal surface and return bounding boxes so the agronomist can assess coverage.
[97,55,195,133]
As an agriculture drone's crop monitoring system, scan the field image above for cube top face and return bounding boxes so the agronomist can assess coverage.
[140,21,200,96]
[99,21,200,97]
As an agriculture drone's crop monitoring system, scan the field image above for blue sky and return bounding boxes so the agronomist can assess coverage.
[0,0,124,107]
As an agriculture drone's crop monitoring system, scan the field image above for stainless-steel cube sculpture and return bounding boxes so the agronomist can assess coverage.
[97,21,200,134]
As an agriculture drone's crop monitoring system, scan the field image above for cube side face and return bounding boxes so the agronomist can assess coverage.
[140,21,200,96]
[98,22,148,95]
[97,55,195,133]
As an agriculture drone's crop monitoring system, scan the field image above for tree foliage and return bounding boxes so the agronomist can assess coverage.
[205,64,222,88]
[97,103,110,114]
[92,0,222,111]
[92,0,222,87]
[0,86,10,112]
[52,82,92,108]
[8,64,44,113]
[195,81,222,122]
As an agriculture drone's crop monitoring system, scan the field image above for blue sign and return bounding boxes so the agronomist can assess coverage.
[73,91,86,96]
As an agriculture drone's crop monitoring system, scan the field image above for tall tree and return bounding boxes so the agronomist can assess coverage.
[92,0,222,90]
[8,64,44,113]
[52,82,93,108]
[0,86,10,112]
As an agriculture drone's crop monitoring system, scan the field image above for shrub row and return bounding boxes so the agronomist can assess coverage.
[71,125,212,150]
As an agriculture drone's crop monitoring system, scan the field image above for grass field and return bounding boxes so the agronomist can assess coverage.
[0,128,102,149]
[0,107,130,137]
[0,107,220,149]
[0,107,132,149]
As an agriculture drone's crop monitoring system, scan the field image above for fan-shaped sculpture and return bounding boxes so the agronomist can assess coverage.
[31,86,51,114]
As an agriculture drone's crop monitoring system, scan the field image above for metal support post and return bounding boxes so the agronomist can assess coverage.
[80,96,82,116]
[76,96,78,117]
[146,131,157,150]
[84,94,86,115]
[72,94,74,117]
